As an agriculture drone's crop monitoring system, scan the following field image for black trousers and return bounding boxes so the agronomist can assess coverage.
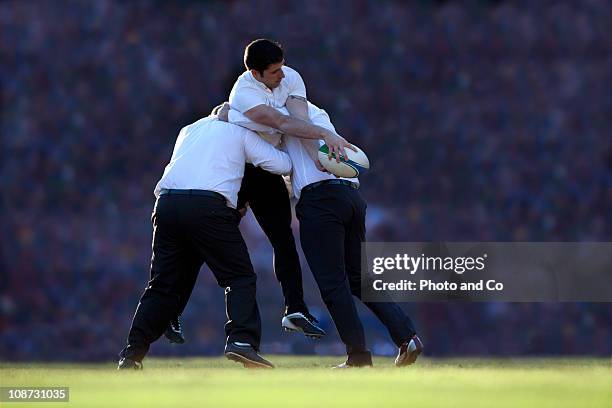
[236,164,307,314]
[172,165,306,317]
[120,194,261,362]
[296,183,416,364]
[172,165,306,322]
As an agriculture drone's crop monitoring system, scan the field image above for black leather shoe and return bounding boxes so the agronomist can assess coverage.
[117,357,143,370]
[164,315,185,344]
[282,312,326,339]
[224,342,274,368]
[395,335,423,367]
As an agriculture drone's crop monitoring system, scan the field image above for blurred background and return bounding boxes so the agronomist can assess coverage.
[1,0,611,361]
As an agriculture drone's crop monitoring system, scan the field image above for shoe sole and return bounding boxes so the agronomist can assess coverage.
[225,352,274,369]
[282,326,324,339]
[395,338,423,367]
[281,317,325,339]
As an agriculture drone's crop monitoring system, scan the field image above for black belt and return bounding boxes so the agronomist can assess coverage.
[159,188,226,202]
[301,179,358,194]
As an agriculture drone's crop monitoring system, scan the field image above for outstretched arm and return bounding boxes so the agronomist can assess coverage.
[285,95,309,122]
[285,96,329,172]
[244,104,355,161]
[243,130,292,176]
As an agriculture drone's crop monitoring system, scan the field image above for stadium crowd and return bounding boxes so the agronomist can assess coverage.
[1,0,611,360]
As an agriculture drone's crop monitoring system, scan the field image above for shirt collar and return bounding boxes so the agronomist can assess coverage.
[246,71,273,93]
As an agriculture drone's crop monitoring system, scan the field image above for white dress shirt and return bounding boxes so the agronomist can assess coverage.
[228,102,359,198]
[154,116,292,208]
[228,65,306,146]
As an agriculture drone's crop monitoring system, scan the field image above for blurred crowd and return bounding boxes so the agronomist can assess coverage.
[1,0,611,361]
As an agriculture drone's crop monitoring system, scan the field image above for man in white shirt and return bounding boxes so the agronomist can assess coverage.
[223,39,354,338]
[224,103,424,368]
[118,115,290,370]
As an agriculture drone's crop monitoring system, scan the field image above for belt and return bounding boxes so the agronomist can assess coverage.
[301,179,358,194]
[159,188,226,202]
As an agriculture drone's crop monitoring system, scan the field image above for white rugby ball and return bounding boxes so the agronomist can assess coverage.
[317,144,370,178]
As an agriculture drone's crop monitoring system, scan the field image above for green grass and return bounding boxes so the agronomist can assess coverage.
[1,357,611,407]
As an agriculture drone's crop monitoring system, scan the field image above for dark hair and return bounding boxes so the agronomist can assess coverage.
[244,39,284,74]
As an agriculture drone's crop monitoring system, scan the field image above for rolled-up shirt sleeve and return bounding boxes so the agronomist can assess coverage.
[284,66,307,99]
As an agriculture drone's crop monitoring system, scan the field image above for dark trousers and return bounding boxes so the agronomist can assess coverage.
[296,183,416,363]
[235,163,307,314]
[120,194,261,362]
[172,165,306,319]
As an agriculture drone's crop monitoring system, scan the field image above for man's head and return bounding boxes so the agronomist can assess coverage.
[244,39,285,89]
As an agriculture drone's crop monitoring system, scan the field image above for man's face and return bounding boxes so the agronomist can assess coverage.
[252,60,285,90]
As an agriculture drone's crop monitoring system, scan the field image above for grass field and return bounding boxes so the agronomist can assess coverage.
[1,357,611,407]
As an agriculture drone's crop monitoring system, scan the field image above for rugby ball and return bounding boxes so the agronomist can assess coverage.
[318,144,370,178]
